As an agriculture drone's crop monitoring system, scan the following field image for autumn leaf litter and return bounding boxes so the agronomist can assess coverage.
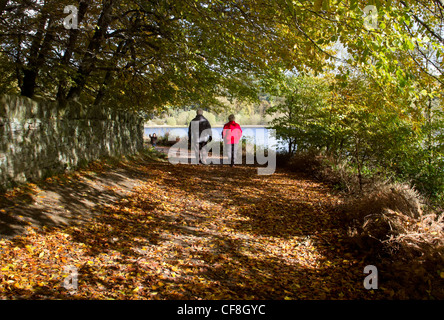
[0,160,384,299]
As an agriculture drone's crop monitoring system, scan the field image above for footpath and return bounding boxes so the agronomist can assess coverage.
[0,148,386,299]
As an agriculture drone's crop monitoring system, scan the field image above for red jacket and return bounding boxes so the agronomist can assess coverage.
[222,121,242,144]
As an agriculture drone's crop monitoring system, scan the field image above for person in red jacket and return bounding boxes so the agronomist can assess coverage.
[222,114,242,167]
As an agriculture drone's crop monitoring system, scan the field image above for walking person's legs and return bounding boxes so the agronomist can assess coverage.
[230,143,237,166]
[224,142,230,165]
[199,142,208,164]
[192,142,200,164]
[226,143,232,166]
[233,143,239,165]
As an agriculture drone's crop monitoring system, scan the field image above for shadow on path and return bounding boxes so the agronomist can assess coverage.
[0,161,151,239]
[0,150,385,299]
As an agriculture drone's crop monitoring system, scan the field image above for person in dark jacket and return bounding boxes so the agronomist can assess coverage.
[188,109,212,164]
[149,133,158,147]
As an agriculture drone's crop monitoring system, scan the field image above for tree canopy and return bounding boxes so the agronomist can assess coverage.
[0,0,442,113]
[0,0,328,111]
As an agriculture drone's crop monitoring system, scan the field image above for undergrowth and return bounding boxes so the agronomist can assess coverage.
[280,150,444,299]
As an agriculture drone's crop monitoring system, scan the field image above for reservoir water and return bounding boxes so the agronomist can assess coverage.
[144,126,286,150]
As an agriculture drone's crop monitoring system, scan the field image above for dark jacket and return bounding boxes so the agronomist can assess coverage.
[188,114,212,144]
[149,134,158,144]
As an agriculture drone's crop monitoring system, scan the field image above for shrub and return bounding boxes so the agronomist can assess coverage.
[166,117,177,126]
[285,150,360,193]
[177,111,190,126]
[251,114,262,125]
[342,181,444,299]
[234,114,243,125]
[283,150,444,298]
[204,112,216,126]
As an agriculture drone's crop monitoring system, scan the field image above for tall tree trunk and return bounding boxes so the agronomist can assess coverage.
[14,13,25,90]
[93,40,128,106]
[0,0,8,15]
[355,136,363,191]
[66,0,116,101]
[427,96,433,166]
[57,0,91,104]
[20,12,50,98]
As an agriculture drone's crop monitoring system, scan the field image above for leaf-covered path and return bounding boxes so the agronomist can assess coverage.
[0,155,384,299]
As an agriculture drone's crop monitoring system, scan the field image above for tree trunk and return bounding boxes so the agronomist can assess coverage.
[66,0,116,101]
[427,96,433,166]
[20,12,50,98]
[355,136,363,191]
[0,0,8,15]
[94,40,128,106]
[57,0,91,104]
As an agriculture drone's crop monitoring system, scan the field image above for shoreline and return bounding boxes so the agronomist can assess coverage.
[144,124,270,128]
